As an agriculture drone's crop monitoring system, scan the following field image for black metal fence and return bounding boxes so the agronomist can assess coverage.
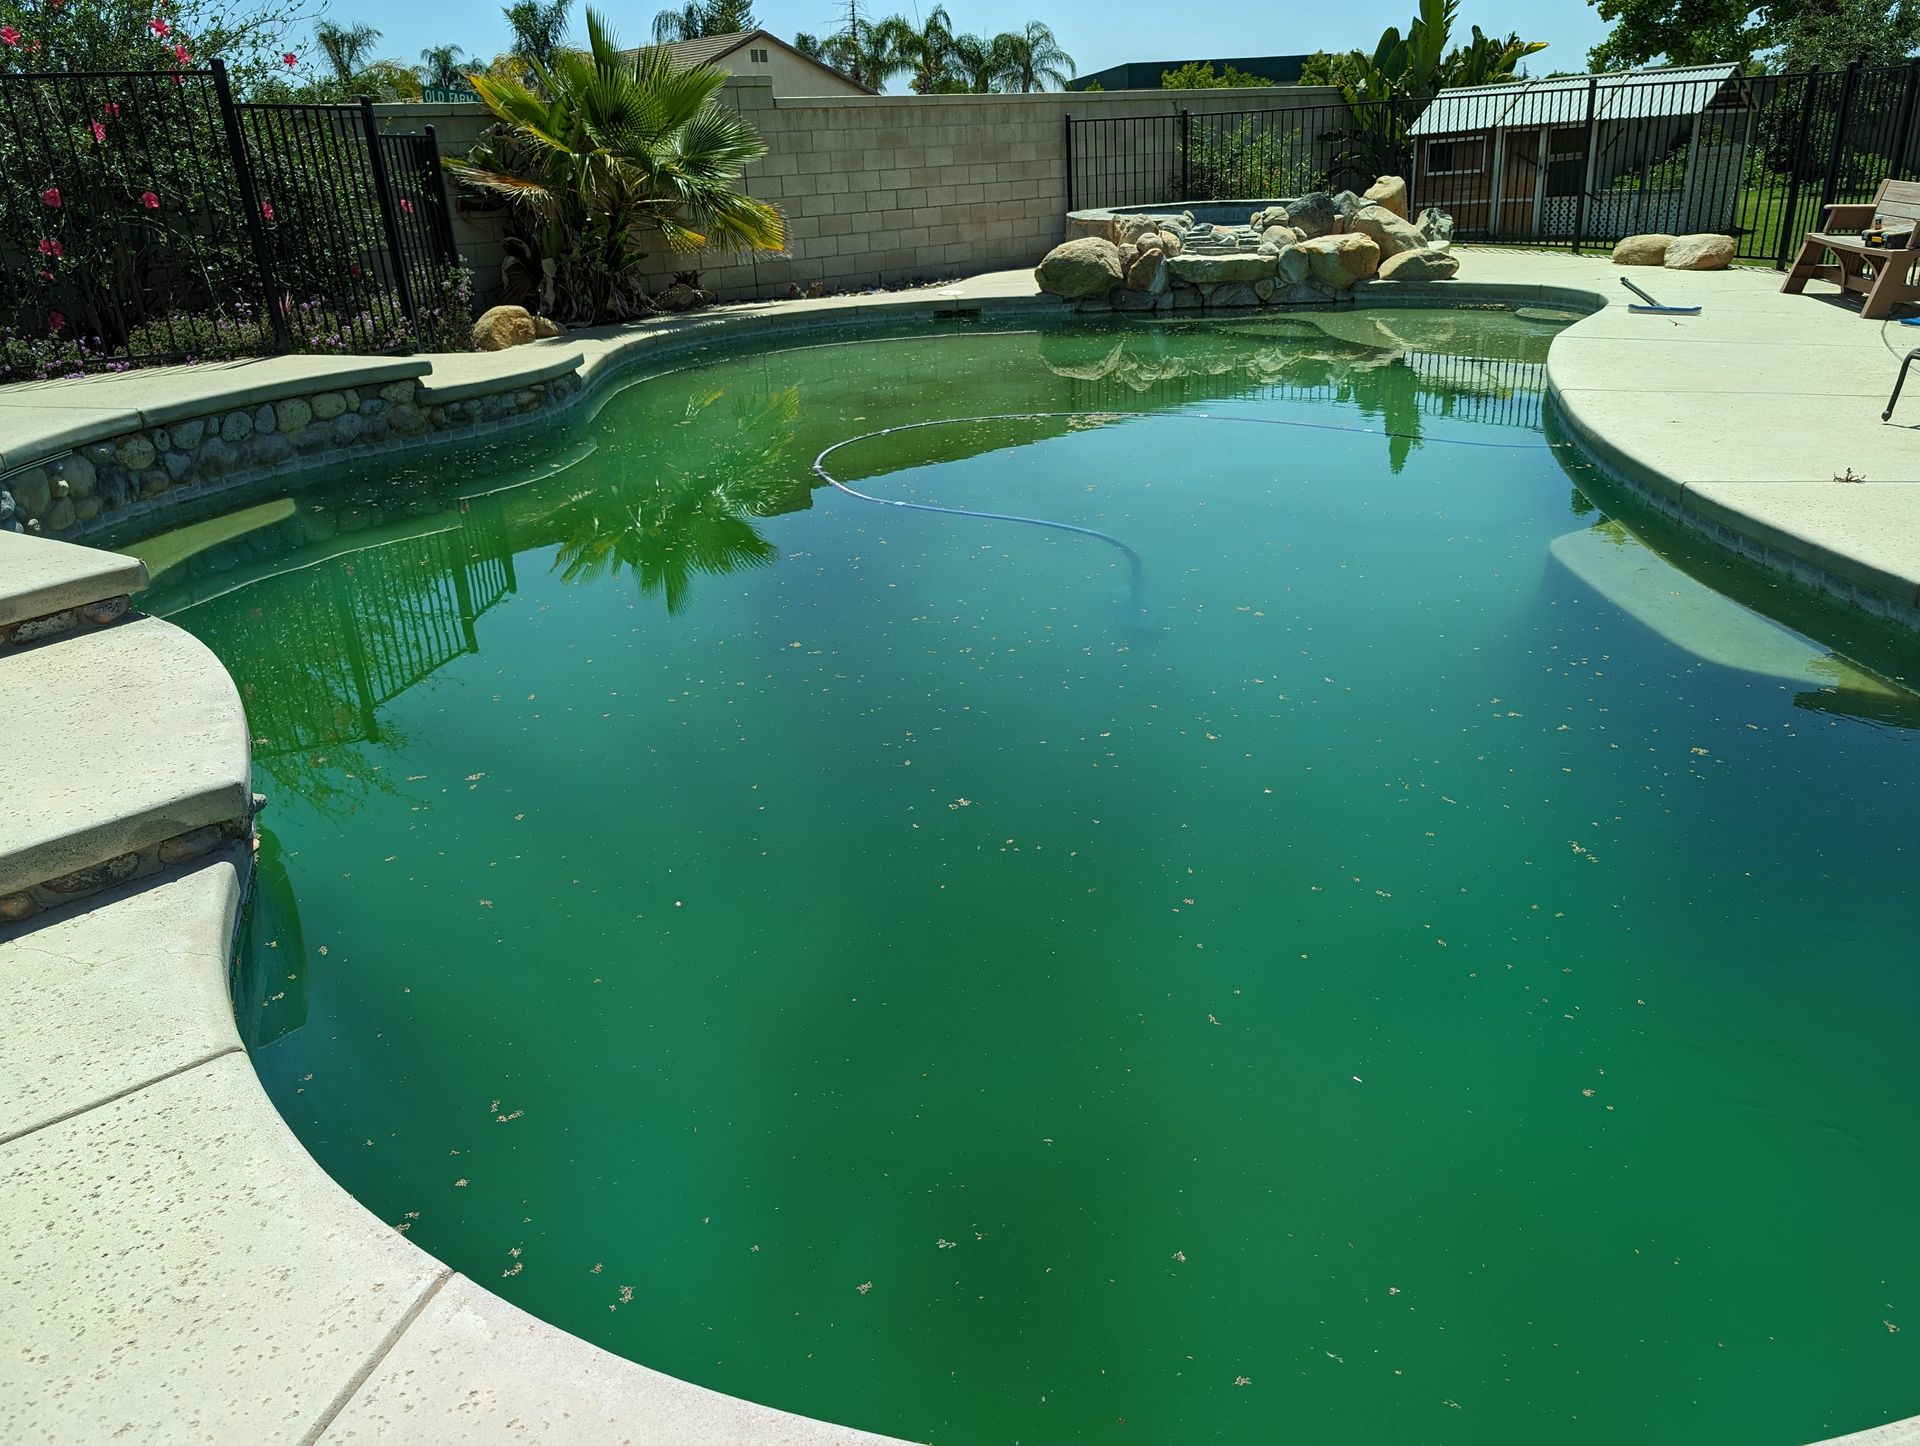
[1065,60,1920,267]
[1,61,461,378]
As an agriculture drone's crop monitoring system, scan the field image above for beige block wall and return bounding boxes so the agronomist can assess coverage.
[372,81,1353,307]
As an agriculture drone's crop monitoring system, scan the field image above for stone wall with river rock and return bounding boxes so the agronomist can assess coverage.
[1038,176,1461,313]
[1,372,582,543]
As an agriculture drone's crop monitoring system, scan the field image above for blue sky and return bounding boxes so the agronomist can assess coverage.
[343,0,1612,85]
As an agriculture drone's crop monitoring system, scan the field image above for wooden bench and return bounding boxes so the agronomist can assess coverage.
[1782,178,1920,318]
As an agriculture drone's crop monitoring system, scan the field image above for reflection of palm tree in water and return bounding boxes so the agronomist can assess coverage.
[549,386,807,615]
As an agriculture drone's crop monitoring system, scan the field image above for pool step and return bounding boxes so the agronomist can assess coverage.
[0,612,253,925]
[0,530,147,644]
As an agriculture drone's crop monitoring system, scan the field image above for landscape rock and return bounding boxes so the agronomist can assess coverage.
[1281,191,1338,239]
[380,380,416,405]
[472,304,538,350]
[1111,286,1160,311]
[1208,282,1261,308]
[1663,233,1735,270]
[1378,247,1462,281]
[253,403,276,434]
[1126,251,1168,294]
[1349,204,1426,258]
[10,467,51,516]
[1157,229,1183,256]
[44,496,74,532]
[115,436,156,471]
[1363,175,1409,218]
[1276,244,1311,286]
[310,391,349,420]
[59,453,96,499]
[531,315,564,339]
[197,437,235,474]
[1035,237,1126,299]
[169,419,205,450]
[1261,224,1299,248]
[387,402,428,436]
[161,450,193,481]
[1296,232,1381,289]
[274,397,312,432]
[1612,233,1673,266]
[1167,253,1276,285]
[250,432,293,465]
[1330,191,1364,230]
[220,410,253,443]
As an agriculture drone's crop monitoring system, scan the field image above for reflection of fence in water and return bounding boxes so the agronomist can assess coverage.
[195,499,516,758]
[1061,350,1548,433]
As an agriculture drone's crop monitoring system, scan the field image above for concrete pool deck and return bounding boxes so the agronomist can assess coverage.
[3,253,1918,1443]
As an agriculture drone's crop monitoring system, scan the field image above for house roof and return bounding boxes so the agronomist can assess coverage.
[628,29,876,94]
[1407,64,1746,137]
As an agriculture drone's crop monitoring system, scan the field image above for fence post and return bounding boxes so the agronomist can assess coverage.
[422,126,462,264]
[1776,69,1822,268]
[1570,75,1599,254]
[1179,107,1191,201]
[211,60,291,354]
[1819,60,1863,215]
[1063,112,1075,212]
[358,96,418,328]
[1892,57,1920,180]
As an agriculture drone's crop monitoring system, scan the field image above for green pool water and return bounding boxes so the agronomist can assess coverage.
[127,312,1920,1445]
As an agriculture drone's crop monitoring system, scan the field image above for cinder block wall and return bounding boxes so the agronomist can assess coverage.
[373,81,1352,306]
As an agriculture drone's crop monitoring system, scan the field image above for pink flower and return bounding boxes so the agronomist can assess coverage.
[90,120,107,142]
[399,197,414,214]
[141,190,159,210]
[171,42,190,62]
[102,102,120,117]
[260,202,275,222]
[147,16,169,34]
[41,186,61,208]
[36,269,55,282]
[48,311,65,331]
[282,51,297,68]
[37,237,63,258]
[0,25,21,45]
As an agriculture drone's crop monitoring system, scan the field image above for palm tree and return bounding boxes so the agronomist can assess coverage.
[451,7,785,321]
[419,43,467,87]
[948,30,1010,91]
[996,20,1073,92]
[314,21,382,82]
[816,16,907,91]
[502,0,573,66]
[896,6,955,94]
[653,0,755,43]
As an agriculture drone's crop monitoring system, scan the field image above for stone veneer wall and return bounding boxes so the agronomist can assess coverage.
[373,82,1353,306]
[0,372,581,542]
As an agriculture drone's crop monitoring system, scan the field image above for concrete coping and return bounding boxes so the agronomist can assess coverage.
[414,346,587,404]
[0,355,432,472]
[5,260,1920,1444]
[0,530,147,627]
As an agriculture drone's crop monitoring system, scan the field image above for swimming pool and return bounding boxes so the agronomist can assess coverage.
[121,311,1920,1444]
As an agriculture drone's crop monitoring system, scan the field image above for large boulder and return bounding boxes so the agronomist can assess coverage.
[1612,233,1673,266]
[1280,191,1338,239]
[1260,224,1299,248]
[1167,253,1277,285]
[1330,191,1365,231]
[1363,175,1409,219]
[1114,214,1163,245]
[1664,233,1735,270]
[1295,232,1381,289]
[1349,204,1426,259]
[1035,237,1124,299]
[1377,247,1461,282]
[472,304,537,350]
[1126,251,1169,295]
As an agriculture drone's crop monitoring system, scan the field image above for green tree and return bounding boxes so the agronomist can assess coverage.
[1160,60,1272,88]
[997,20,1073,91]
[313,20,382,82]
[503,0,573,66]
[450,7,785,322]
[419,43,468,87]
[1775,0,1920,67]
[652,0,756,44]
[948,29,1012,90]
[895,6,956,93]
[808,16,908,90]
[1297,49,1368,88]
